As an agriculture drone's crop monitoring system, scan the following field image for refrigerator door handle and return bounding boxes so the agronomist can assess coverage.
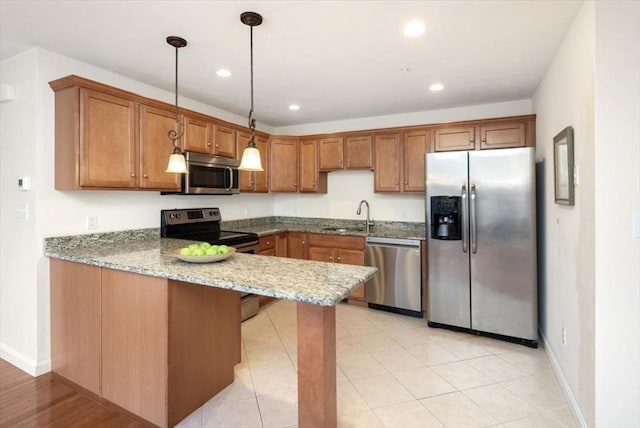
[461,184,468,253]
[470,183,477,253]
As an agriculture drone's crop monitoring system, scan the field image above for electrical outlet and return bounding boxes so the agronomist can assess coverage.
[87,215,98,230]
[562,327,567,345]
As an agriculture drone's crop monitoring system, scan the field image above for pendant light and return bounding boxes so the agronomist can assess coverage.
[238,12,264,171]
[165,36,189,174]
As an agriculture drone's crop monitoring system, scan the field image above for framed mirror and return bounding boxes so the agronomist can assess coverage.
[553,126,574,205]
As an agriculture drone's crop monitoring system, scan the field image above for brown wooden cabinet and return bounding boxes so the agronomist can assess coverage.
[319,136,344,170]
[402,129,431,192]
[182,113,212,154]
[307,234,366,304]
[433,118,533,152]
[374,130,430,193]
[270,136,299,192]
[259,233,288,257]
[138,105,182,190]
[299,137,327,193]
[345,135,373,169]
[319,135,372,171]
[213,125,237,158]
[287,232,308,260]
[237,132,269,193]
[50,259,241,428]
[50,78,179,191]
[373,133,401,192]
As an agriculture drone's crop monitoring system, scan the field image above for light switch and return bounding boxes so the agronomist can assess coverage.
[17,203,29,219]
[18,176,31,191]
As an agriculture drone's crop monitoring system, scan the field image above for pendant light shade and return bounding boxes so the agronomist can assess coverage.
[165,36,188,173]
[238,146,262,171]
[239,11,264,172]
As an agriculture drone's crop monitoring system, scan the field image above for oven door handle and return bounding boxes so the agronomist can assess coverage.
[225,166,234,191]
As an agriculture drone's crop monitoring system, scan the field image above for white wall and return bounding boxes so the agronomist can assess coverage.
[534,1,640,427]
[532,2,596,426]
[593,2,640,427]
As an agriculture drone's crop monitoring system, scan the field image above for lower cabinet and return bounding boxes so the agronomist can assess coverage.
[307,234,366,305]
[287,232,308,260]
[50,259,241,428]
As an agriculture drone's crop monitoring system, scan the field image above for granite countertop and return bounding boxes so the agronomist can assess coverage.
[221,216,426,240]
[44,230,377,306]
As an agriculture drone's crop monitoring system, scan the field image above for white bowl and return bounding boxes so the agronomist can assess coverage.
[176,247,236,263]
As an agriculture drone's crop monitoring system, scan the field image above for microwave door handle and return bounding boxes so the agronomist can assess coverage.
[225,166,233,191]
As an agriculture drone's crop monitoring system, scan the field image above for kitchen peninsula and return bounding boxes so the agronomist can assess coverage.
[45,230,377,428]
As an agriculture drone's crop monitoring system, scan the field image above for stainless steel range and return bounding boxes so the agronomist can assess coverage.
[160,207,260,321]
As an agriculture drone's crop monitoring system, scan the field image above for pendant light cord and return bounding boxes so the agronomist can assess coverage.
[248,25,256,148]
[168,44,183,148]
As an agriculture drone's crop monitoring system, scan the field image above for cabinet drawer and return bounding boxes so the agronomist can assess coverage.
[258,235,276,252]
[308,233,365,250]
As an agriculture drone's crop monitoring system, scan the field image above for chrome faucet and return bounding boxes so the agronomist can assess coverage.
[356,200,372,233]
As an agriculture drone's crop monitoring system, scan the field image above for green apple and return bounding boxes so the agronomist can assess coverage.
[205,248,217,255]
[179,247,193,256]
[217,245,229,255]
[200,242,211,250]
[188,243,199,250]
[191,248,205,256]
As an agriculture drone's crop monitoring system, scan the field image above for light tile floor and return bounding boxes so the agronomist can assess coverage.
[176,300,577,428]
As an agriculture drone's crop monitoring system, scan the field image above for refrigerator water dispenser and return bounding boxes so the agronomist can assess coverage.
[430,196,461,240]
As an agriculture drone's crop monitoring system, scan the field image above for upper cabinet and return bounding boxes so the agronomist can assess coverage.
[373,130,430,193]
[433,117,534,152]
[138,105,182,190]
[182,114,236,158]
[319,135,372,171]
[236,131,269,193]
[213,125,237,158]
[270,136,327,193]
[50,77,179,191]
[299,137,327,193]
[269,136,299,192]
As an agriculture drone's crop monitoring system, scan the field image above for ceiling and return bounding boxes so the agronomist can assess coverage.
[0,1,582,127]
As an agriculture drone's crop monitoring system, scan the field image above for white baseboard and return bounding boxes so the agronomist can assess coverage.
[0,342,51,377]
[539,330,588,428]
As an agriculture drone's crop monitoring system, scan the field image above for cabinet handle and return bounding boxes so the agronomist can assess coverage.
[395,181,399,185]
[294,182,298,187]
[470,138,475,143]
[143,173,148,178]
[329,256,333,261]
[215,144,219,148]
[404,181,408,185]
[481,138,486,143]
[313,181,316,186]
[337,256,341,262]
[131,173,136,178]
[339,159,342,163]
[302,240,305,245]
[207,142,212,147]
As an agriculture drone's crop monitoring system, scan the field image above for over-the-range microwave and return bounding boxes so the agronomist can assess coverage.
[163,152,240,195]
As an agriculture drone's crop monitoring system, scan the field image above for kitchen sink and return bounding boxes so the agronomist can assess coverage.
[321,227,365,233]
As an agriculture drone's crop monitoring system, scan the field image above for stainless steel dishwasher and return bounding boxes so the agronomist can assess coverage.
[364,236,423,317]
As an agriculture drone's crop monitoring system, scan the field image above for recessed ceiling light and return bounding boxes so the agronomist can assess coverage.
[404,20,425,37]
[430,83,444,92]
[216,69,232,77]
[289,104,300,111]
[400,67,410,72]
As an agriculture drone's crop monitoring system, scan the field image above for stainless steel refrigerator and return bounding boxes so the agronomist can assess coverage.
[425,147,537,346]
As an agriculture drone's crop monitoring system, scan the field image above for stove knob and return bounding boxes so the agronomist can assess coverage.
[169,213,175,219]
[176,213,182,218]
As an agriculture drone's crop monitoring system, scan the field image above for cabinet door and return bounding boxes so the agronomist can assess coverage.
[139,105,181,190]
[345,135,372,169]
[308,247,334,263]
[253,136,270,192]
[270,137,298,192]
[183,114,212,154]
[79,89,137,188]
[275,233,288,257]
[319,137,344,170]
[374,133,401,192]
[213,125,237,158]
[287,232,307,259]
[101,268,169,426]
[479,121,526,149]
[433,126,476,152]
[259,235,276,253]
[403,130,431,192]
[50,259,102,395]
[299,138,321,192]
[336,249,364,266]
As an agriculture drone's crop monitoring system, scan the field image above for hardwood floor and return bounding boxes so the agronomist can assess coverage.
[0,359,154,428]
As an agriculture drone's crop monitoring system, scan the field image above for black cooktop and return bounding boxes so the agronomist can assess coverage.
[160,208,258,247]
